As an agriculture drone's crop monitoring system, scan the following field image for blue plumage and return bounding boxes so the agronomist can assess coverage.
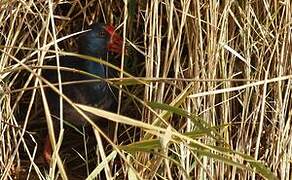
[43,23,122,128]
[42,23,123,163]
[79,23,109,57]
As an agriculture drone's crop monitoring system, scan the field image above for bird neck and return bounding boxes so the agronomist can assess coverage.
[83,60,106,78]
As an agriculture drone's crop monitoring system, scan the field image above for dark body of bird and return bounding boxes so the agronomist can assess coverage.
[42,23,123,162]
[44,23,121,128]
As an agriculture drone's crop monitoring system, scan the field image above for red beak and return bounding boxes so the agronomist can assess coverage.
[104,25,125,54]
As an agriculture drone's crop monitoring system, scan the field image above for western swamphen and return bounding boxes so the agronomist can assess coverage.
[42,23,123,163]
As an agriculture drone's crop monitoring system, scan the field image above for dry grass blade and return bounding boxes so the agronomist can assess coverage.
[0,0,291,179]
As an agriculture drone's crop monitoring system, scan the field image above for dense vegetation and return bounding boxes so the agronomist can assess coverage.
[0,0,291,179]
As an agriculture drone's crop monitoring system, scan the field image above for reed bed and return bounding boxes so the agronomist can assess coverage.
[0,0,291,179]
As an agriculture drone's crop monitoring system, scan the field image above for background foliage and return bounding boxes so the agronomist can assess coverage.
[0,0,291,179]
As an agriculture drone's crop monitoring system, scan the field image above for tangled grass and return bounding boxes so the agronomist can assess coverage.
[0,0,291,179]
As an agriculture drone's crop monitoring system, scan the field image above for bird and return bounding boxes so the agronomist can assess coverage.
[42,23,124,163]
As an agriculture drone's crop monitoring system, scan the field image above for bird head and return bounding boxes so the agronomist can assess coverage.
[78,23,124,57]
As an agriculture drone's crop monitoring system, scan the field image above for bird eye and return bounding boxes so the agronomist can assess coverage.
[98,31,106,37]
